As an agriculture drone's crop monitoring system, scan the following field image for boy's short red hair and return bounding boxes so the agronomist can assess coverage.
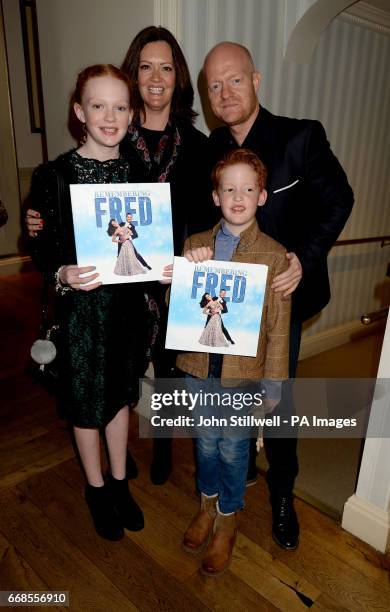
[212,148,267,191]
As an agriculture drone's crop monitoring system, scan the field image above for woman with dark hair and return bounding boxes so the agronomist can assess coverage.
[119,26,214,484]
[121,26,197,127]
[119,26,212,255]
[26,25,215,485]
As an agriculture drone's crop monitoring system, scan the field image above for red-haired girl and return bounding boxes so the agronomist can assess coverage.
[27,64,154,541]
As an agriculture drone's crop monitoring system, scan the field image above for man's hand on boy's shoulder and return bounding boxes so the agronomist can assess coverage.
[184,246,213,263]
[271,252,302,298]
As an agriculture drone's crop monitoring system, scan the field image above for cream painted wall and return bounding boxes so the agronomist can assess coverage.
[35,0,154,159]
[2,0,43,168]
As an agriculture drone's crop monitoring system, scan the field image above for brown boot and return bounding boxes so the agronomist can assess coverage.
[200,510,237,576]
[182,494,217,554]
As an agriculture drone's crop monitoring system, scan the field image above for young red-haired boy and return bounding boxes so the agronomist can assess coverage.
[177,149,291,576]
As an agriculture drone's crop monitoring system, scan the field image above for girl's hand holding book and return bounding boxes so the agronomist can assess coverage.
[160,263,173,284]
[59,265,101,291]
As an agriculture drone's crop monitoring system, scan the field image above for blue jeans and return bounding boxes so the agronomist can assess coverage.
[196,435,250,514]
[186,374,253,514]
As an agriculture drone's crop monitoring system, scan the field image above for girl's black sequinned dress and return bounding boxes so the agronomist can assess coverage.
[28,150,156,427]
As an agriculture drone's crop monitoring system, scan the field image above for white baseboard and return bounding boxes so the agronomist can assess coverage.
[0,255,33,275]
[342,494,390,553]
[299,319,384,360]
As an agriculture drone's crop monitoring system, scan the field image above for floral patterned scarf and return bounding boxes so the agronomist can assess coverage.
[127,121,181,183]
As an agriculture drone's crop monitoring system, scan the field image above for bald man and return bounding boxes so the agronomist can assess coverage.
[204,42,354,550]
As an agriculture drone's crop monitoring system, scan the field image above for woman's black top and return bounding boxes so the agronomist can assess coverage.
[120,120,216,255]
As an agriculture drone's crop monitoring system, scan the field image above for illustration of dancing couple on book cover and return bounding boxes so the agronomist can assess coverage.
[198,290,235,348]
[107,213,152,276]
[166,258,268,358]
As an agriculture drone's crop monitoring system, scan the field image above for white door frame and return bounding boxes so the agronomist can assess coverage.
[342,311,390,552]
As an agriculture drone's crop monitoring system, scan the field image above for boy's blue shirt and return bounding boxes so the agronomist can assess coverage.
[214,220,240,261]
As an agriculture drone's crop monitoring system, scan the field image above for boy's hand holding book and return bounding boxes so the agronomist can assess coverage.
[184,246,213,263]
[160,247,213,285]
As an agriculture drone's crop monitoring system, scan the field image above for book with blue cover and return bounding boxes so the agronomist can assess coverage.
[165,257,268,357]
[70,183,173,284]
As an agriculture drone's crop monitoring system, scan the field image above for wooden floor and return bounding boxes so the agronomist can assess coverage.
[1,271,390,611]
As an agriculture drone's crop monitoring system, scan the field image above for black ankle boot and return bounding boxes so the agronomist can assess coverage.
[270,494,299,550]
[85,484,124,541]
[126,449,138,480]
[109,476,144,531]
[150,438,172,485]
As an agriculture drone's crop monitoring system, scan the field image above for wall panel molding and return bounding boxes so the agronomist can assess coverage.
[284,0,354,63]
[154,0,182,40]
[339,2,390,36]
